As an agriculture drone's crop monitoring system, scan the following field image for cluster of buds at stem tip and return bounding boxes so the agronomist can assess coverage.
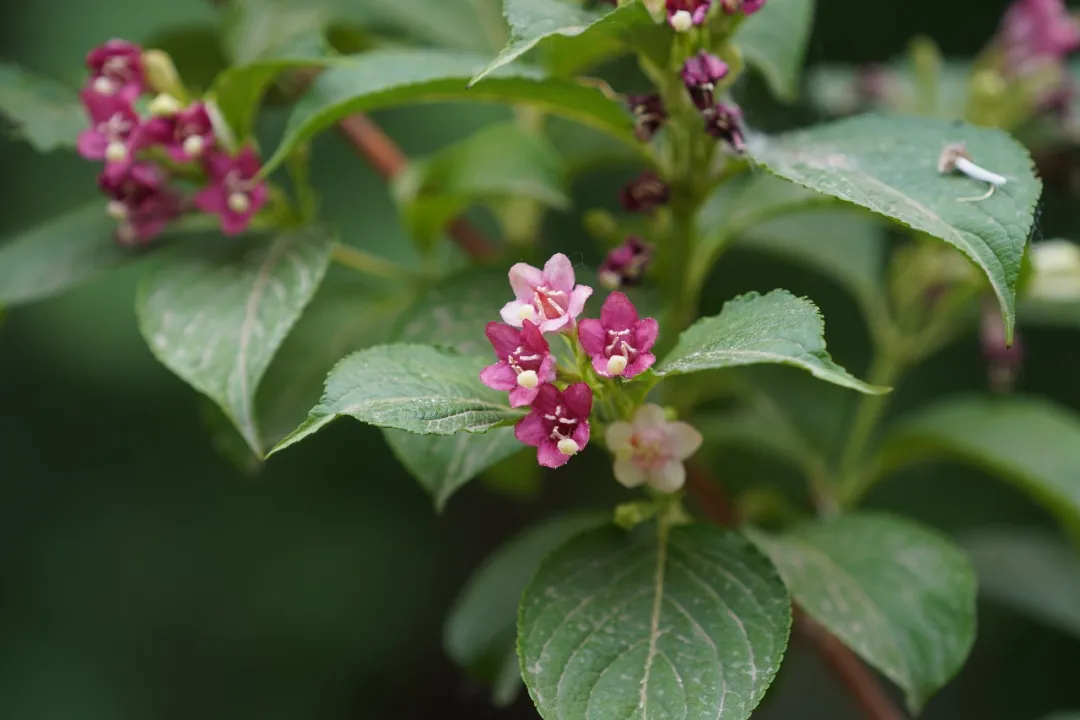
[599,236,654,290]
[481,254,693,483]
[680,53,747,153]
[77,39,269,244]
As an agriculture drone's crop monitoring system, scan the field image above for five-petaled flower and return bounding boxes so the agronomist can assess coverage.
[86,39,145,100]
[194,147,269,236]
[606,404,703,492]
[500,253,593,334]
[682,51,729,110]
[666,0,712,30]
[599,236,654,290]
[480,320,556,407]
[579,292,659,379]
[97,162,181,245]
[515,383,593,468]
[137,102,216,162]
[78,90,140,166]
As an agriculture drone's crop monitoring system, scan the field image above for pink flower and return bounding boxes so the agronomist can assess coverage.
[627,93,667,142]
[682,51,729,110]
[742,0,767,12]
[599,237,654,290]
[666,0,712,30]
[578,292,659,379]
[136,102,216,162]
[606,404,703,493]
[86,39,145,100]
[77,90,139,166]
[618,171,670,213]
[500,253,593,333]
[193,147,268,236]
[999,0,1080,73]
[480,320,556,407]
[98,162,181,245]
[720,0,766,13]
[514,383,593,468]
[704,102,747,153]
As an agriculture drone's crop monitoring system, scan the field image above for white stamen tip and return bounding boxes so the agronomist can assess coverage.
[607,355,629,376]
[598,270,622,290]
[557,438,580,456]
[105,141,128,163]
[106,200,128,220]
[148,93,182,116]
[182,134,205,158]
[227,192,251,214]
[517,370,539,389]
[517,304,537,322]
[92,76,117,95]
[670,10,693,32]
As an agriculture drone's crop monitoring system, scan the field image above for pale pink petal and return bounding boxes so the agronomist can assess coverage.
[485,322,521,358]
[538,439,571,468]
[577,318,606,357]
[480,361,517,391]
[633,403,668,430]
[537,315,571,334]
[601,292,639,331]
[247,183,269,213]
[649,460,686,493]
[571,421,590,450]
[509,385,540,408]
[614,457,647,488]
[542,253,575,293]
[623,352,656,378]
[605,422,635,454]
[500,299,531,327]
[591,355,611,377]
[508,262,544,299]
[538,355,556,383]
[667,422,703,459]
[77,129,107,160]
[634,317,660,352]
[193,186,227,214]
[514,412,547,447]
[561,383,593,418]
[566,285,593,321]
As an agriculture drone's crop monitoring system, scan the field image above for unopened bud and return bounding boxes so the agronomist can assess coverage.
[598,270,622,290]
[106,200,128,220]
[149,93,183,116]
[142,49,183,98]
[670,9,693,31]
[516,370,539,389]
[606,355,628,376]
[557,438,580,456]
[105,141,128,163]
[182,134,205,158]
[227,192,251,214]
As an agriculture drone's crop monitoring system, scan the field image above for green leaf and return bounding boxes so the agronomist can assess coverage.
[519,523,791,720]
[472,0,666,85]
[0,61,84,152]
[395,122,570,250]
[222,0,335,64]
[271,344,525,454]
[657,289,885,394]
[749,513,977,711]
[137,227,334,456]
[749,114,1042,340]
[878,396,1080,535]
[265,49,637,173]
[1043,713,1080,720]
[963,528,1080,640]
[0,203,151,306]
[445,512,607,706]
[737,0,815,102]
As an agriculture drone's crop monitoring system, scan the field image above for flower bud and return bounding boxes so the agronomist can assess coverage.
[516,369,540,389]
[148,93,183,117]
[142,50,183,99]
[557,438,580,456]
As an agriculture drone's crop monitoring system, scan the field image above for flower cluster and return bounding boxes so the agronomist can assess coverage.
[77,39,268,244]
[665,0,766,32]
[481,254,666,472]
[992,0,1080,118]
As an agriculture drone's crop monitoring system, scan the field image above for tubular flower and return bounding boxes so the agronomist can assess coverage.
[136,102,216,162]
[578,292,659,379]
[194,147,269,235]
[515,383,593,468]
[480,320,556,407]
[85,39,145,100]
[606,404,703,493]
[77,90,140,166]
[666,0,712,30]
[500,253,594,333]
[682,51,730,110]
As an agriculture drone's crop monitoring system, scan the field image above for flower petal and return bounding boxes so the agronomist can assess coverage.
[509,385,540,408]
[485,322,521,358]
[667,421,703,459]
[601,292,639,331]
[613,457,647,488]
[538,355,557,384]
[520,319,550,353]
[633,403,668,430]
[571,420,590,450]
[76,129,107,160]
[480,361,517,391]
[500,300,530,327]
[531,383,561,414]
[567,285,593,321]
[577,318,606,357]
[561,383,594,418]
[508,262,544,299]
[514,412,548,447]
[538,315,570,334]
[542,253,575,293]
[591,355,612,378]
[633,317,660,352]
[649,460,687,493]
[624,352,656,379]
[605,421,635,453]
[193,186,226,214]
[537,439,571,468]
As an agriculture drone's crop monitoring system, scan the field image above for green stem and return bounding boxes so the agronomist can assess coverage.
[330,243,418,281]
[837,351,905,504]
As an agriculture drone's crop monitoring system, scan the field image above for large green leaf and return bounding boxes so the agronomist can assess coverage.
[0,61,84,152]
[446,512,607,707]
[1043,714,1080,720]
[271,344,524,454]
[657,289,885,394]
[471,0,666,85]
[737,0,815,102]
[137,227,334,456]
[877,396,1080,534]
[0,203,152,306]
[963,528,1080,640]
[750,114,1041,340]
[265,49,637,173]
[222,0,336,64]
[519,523,791,720]
[749,513,977,711]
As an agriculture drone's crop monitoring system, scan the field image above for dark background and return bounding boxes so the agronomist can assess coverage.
[2,1,1079,718]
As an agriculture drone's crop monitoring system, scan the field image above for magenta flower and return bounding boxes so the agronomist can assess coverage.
[627,93,667,142]
[78,90,139,165]
[742,0,767,12]
[500,253,593,333]
[999,0,1080,72]
[514,383,593,468]
[98,162,180,245]
[599,237,654,290]
[136,102,215,162]
[618,171,670,213]
[606,404,703,493]
[682,51,729,109]
[666,0,712,30]
[480,320,556,407]
[194,147,268,236]
[578,292,659,379]
[86,39,145,100]
[705,103,747,153]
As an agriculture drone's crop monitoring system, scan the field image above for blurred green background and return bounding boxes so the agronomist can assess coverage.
[2,1,1080,718]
